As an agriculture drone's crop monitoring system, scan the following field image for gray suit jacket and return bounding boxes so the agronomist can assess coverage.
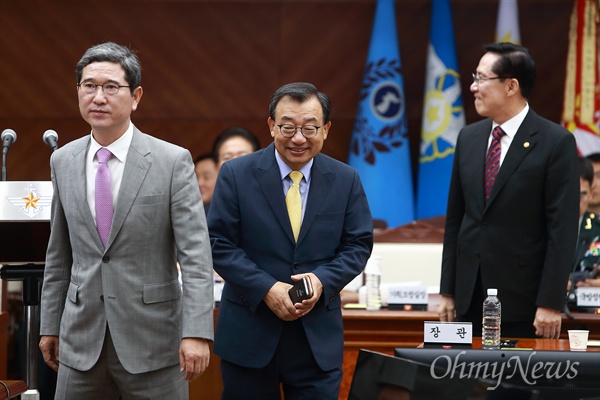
[40,126,214,373]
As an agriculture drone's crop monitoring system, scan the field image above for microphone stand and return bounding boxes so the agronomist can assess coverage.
[0,136,45,399]
[2,149,7,181]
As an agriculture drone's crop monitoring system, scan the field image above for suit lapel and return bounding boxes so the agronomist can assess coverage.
[299,154,333,244]
[106,128,151,249]
[254,145,334,245]
[254,144,295,244]
[68,137,103,248]
[485,110,537,209]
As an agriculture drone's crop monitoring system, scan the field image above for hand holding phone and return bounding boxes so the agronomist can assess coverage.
[288,276,314,303]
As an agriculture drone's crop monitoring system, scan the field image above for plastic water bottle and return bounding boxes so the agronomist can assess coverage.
[365,256,382,311]
[482,288,501,350]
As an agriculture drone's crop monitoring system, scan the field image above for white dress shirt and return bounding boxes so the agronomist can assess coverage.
[86,123,133,224]
[490,103,529,167]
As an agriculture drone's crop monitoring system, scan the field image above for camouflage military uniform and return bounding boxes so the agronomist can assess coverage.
[574,212,600,272]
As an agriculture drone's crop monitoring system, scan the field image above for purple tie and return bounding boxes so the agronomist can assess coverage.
[484,126,506,203]
[95,148,113,247]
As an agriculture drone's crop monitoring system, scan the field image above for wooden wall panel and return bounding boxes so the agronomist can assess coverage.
[0,0,573,185]
[0,0,578,396]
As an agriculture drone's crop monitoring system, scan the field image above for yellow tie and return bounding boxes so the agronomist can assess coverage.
[286,171,303,242]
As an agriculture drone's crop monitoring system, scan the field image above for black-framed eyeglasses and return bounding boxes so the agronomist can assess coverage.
[471,73,511,84]
[277,124,321,139]
[77,81,131,96]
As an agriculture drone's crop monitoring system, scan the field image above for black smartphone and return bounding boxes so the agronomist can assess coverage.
[288,276,314,303]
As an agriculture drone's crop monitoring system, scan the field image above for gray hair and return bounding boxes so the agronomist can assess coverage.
[76,42,141,94]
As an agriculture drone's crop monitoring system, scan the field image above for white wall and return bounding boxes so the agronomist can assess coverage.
[372,243,443,290]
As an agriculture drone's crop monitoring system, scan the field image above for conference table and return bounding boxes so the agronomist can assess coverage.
[349,338,600,400]
[468,337,600,351]
[338,306,600,399]
[189,304,600,400]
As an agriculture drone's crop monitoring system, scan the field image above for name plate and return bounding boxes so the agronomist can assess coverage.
[424,321,472,346]
[387,285,428,310]
[387,285,428,304]
[576,287,600,307]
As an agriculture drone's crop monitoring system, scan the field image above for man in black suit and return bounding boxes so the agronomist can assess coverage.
[438,43,579,339]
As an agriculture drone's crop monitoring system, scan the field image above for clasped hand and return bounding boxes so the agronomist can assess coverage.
[263,273,322,321]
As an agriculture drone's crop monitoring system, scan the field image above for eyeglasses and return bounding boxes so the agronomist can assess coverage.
[471,73,511,84]
[78,81,131,96]
[277,124,321,139]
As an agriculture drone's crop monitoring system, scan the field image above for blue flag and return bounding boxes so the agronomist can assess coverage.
[348,0,414,229]
[416,0,465,219]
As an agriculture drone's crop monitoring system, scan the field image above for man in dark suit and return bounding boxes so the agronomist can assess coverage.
[39,42,214,399]
[438,43,579,339]
[207,82,373,399]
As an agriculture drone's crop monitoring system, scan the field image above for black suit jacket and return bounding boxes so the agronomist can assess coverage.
[440,109,579,322]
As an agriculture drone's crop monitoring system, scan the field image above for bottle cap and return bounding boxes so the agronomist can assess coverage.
[487,288,498,296]
[364,255,382,275]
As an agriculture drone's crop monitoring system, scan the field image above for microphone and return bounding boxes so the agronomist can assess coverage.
[42,129,59,151]
[1,129,16,154]
[1,129,16,181]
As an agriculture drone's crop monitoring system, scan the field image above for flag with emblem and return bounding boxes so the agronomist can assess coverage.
[495,0,521,44]
[562,0,600,156]
[416,0,465,219]
[348,0,414,228]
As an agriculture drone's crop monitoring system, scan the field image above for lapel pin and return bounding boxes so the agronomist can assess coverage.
[523,142,530,148]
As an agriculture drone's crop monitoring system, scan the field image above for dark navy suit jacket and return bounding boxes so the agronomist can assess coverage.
[208,143,373,371]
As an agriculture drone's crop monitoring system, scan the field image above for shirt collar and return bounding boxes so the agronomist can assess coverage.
[493,103,529,139]
[89,123,133,162]
[274,148,313,184]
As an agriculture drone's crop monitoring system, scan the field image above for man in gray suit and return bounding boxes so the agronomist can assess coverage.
[39,42,214,399]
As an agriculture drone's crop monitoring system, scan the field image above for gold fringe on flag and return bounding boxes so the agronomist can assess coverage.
[562,0,600,137]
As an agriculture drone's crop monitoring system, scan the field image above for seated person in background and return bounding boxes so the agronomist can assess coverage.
[586,152,600,214]
[210,127,261,285]
[571,156,600,289]
[212,126,261,168]
[194,152,218,214]
[191,153,221,293]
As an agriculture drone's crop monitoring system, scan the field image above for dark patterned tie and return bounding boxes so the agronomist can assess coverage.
[95,148,114,247]
[484,126,506,203]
